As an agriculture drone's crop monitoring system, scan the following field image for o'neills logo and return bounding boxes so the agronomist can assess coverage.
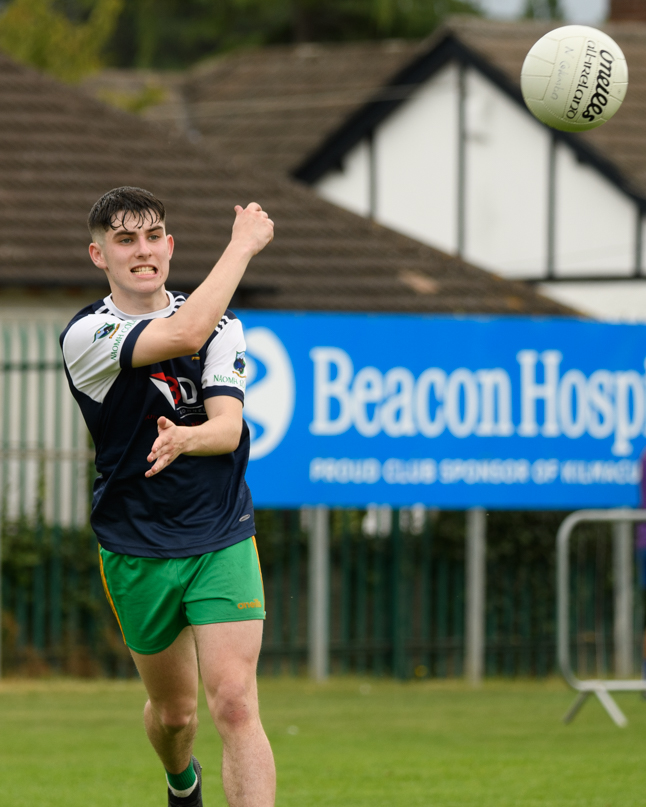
[582,47,614,122]
[566,42,614,122]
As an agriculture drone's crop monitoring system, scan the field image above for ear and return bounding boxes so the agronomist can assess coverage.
[166,233,175,260]
[89,241,108,271]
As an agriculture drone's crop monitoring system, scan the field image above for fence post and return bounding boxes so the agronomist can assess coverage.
[613,520,634,678]
[465,507,486,686]
[308,505,329,681]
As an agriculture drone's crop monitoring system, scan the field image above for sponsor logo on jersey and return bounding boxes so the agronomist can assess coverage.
[245,327,295,460]
[110,320,135,361]
[149,373,206,422]
[233,350,246,377]
[212,373,244,388]
[93,322,120,342]
[237,599,262,610]
[150,372,181,407]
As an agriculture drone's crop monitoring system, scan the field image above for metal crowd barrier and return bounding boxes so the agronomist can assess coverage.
[557,508,646,727]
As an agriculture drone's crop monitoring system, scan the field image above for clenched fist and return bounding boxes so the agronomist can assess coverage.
[231,202,274,256]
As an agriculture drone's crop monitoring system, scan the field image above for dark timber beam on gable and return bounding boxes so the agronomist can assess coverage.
[294,31,646,213]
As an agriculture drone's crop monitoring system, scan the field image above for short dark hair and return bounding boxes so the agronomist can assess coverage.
[88,186,166,238]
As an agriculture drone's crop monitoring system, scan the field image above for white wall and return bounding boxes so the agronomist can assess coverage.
[373,63,459,254]
[464,69,550,278]
[315,138,371,218]
[539,281,646,322]
[554,144,636,276]
[313,57,644,321]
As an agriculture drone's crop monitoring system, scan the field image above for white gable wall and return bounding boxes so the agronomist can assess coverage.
[316,138,371,217]
[464,69,550,278]
[538,281,646,321]
[313,56,645,320]
[373,64,459,254]
[555,144,635,275]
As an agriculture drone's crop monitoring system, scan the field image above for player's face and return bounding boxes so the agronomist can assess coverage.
[89,211,174,304]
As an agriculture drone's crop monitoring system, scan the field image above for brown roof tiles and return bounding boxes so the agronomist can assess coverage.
[0,51,573,315]
[104,18,646,202]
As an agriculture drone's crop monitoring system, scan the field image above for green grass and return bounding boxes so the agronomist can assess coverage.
[0,676,644,806]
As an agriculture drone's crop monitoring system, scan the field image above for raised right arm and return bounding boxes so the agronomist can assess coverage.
[131,203,273,368]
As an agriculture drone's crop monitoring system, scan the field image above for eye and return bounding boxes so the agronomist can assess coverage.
[149,234,160,241]
[120,237,132,244]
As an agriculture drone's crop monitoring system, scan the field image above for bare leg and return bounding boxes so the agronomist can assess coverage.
[130,626,200,774]
[194,621,275,807]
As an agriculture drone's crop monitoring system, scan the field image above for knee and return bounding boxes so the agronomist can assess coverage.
[210,682,257,732]
[148,698,197,734]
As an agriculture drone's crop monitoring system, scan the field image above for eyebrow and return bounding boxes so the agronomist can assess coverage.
[111,224,164,238]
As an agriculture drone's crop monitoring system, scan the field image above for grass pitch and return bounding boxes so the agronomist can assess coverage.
[0,676,643,806]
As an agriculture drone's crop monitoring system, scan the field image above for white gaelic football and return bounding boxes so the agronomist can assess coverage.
[520,25,628,132]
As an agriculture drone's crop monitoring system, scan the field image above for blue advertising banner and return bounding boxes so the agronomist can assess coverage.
[239,312,646,509]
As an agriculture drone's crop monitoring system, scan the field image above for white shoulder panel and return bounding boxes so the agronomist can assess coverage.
[202,317,246,396]
[62,314,139,402]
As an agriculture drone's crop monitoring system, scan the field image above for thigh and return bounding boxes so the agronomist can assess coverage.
[194,621,263,696]
[131,626,200,709]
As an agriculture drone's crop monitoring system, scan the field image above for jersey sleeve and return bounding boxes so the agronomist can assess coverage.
[202,317,246,404]
[61,314,149,402]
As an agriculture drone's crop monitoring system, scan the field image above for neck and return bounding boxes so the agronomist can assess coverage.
[109,286,170,315]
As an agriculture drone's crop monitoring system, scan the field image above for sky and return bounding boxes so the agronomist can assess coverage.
[476,0,609,24]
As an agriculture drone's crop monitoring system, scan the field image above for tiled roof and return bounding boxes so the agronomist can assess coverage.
[0,52,573,315]
[83,40,423,175]
[93,18,646,201]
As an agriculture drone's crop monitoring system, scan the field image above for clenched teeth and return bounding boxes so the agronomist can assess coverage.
[131,266,156,274]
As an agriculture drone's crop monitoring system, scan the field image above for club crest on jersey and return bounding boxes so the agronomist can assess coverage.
[93,322,120,342]
[233,351,246,377]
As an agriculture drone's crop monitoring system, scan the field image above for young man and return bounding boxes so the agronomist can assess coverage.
[60,186,275,807]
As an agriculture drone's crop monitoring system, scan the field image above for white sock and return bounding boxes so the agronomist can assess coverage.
[166,776,198,799]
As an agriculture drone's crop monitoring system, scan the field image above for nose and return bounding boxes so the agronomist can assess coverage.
[135,234,152,257]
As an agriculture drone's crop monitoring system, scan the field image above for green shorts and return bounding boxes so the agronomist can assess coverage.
[98,537,265,655]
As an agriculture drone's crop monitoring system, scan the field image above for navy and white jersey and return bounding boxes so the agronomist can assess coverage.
[60,291,255,559]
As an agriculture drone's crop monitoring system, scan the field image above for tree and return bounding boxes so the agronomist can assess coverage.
[0,0,123,82]
[0,0,481,77]
[106,0,481,70]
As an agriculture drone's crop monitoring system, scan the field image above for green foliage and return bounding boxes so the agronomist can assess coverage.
[95,82,167,114]
[0,515,131,676]
[106,0,481,70]
[0,0,123,81]
[0,0,481,77]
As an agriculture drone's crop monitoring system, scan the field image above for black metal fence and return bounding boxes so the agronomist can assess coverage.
[255,508,563,679]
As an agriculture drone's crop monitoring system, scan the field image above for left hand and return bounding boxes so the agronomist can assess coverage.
[145,417,190,477]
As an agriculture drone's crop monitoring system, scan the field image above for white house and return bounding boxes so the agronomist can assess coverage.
[294,16,646,321]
